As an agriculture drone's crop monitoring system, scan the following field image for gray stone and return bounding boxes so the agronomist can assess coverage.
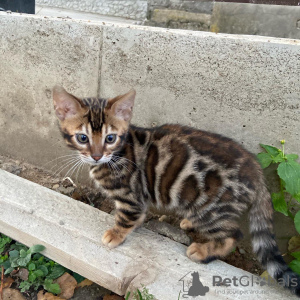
[145,220,191,245]
[239,248,246,255]
[1,163,22,175]
[70,283,110,300]
[57,186,75,195]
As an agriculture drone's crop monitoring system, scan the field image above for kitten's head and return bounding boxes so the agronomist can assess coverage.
[53,86,135,165]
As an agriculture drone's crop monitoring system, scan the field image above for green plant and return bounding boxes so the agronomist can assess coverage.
[126,285,155,300]
[0,237,66,294]
[0,234,12,254]
[257,140,300,273]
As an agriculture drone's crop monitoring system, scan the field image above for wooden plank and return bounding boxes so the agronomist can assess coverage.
[0,169,296,299]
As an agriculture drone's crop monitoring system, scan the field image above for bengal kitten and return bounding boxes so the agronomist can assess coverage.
[53,86,300,296]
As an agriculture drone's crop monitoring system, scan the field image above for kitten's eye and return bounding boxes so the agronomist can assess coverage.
[105,134,117,144]
[76,134,89,144]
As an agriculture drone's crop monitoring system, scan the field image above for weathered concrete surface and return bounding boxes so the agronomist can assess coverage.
[211,2,300,39]
[0,12,299,174]
[146,8,211,31]
[35,5,137,24]
[0,169,297,300]
[100,24,300,155]
[36,0,148,20]
[0,13,102,173]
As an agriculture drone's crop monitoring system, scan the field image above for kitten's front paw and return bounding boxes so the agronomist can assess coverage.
[102,228,125,248]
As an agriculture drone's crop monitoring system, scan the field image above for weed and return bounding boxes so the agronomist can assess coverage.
[0,235,66,294]
[126,285,155,300]
[257,140,300,273]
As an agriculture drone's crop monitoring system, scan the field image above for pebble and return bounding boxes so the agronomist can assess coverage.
[239,248,246,255]
[52,184,60,189]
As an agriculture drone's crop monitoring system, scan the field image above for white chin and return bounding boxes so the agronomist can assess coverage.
[88,156,111,165]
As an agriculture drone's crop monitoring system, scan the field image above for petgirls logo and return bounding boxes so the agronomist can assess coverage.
[213,274,298,288]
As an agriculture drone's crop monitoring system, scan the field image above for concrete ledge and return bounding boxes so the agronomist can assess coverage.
[0,169,296,299]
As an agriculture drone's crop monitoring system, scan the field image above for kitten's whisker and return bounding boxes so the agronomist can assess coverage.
[106,161,114,178]
[113,155,138,168]
[50,157,78,174]
[75,162,85,183]
[52,157,80,176]
[42,154,77,168]
[65,159,83,179]
[108,161,118,179]
[49,157,78,172]
[113,159,132,175]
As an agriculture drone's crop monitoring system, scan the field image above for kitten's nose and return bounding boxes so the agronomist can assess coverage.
[92,155,102,162]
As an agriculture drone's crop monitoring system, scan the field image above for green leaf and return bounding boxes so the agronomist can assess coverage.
[44,280,61,295]
[289,259,300,275]
[33,253,42,260]
[17,253,31,267]
[29,244,45,254]
[34,269,44,277]
[19,281,32,292]
[260,144,280,156]
[294,211,300,235]
[286,154,299,162]
[10,258,19,268]
[291,252,300,260]
[294,193,300,202]
[277,161,300,196]
[273,154,285,163]
[28,263,36,271]
[20,249,27,258]
[17,257,28,267]
[271,192,288,216]
[38,265,49,276]
[4,267,14,275]
[2,260,11,270]
[48,283,61,294]
[28,273,37,282]
[125,292,131,300]
[72,272,85,283]
[47,265,66,280]
[137,289,143,300]
[257,153,273,169]
[9,250,19,259]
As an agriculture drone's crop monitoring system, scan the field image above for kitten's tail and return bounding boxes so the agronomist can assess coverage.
[249,182,300,296]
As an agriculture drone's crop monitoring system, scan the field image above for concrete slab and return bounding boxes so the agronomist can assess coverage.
[36,5,137,24]
[0,169,297,299]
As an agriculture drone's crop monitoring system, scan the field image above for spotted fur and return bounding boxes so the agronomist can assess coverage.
[53,86,300,296]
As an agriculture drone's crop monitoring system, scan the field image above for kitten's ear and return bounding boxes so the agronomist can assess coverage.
[52,86,84,121]
[109,89,136,122]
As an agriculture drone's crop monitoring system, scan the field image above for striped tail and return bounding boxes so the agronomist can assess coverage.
[249,183,300,296]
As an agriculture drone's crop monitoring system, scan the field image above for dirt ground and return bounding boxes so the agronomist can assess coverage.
[0,154,265,299]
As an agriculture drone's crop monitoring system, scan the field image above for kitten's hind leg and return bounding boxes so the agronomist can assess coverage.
[186,229,243,263]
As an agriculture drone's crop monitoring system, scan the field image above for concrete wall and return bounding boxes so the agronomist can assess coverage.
[36,0,300,39]
[147,1,300,39]
[146,0,213,31]
[211,2,300,39]
[36,0,148,20]
[0,12,299,173]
